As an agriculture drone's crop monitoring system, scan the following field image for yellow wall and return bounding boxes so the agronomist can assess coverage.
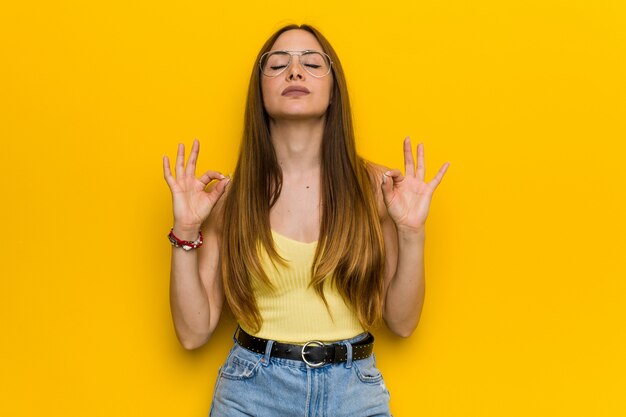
[1,1,625,416]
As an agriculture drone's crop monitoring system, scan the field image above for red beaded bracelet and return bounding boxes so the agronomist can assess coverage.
[168,228,203,251]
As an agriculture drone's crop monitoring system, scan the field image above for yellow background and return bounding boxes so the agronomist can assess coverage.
[1,0,625,416]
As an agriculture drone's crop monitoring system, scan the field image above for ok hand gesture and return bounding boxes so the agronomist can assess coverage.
[163,139,230,235]
[381,137,450,234]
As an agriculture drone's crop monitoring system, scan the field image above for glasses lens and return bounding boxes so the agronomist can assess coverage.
[301,52,331,77]
[261,52,290,77]
[260,51,331,77]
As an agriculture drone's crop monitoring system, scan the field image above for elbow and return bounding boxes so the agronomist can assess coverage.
[181,339,204,351]
[392,325,416,338]
[178,331,212,351]
[384,314,420,338]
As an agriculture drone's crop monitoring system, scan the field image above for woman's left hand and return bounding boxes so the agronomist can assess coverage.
[381,137,450,234]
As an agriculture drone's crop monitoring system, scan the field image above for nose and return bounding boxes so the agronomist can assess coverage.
[286,55,304,80]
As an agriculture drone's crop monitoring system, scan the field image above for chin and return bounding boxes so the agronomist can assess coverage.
[283,111,326,120]
[267,107,329,121]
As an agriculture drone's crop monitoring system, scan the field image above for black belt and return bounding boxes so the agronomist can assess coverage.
[235,326,375,368]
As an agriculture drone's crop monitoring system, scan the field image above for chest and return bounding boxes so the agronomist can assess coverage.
[269,178,321,244]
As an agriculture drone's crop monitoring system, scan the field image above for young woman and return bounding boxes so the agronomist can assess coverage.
[163,24,449,416]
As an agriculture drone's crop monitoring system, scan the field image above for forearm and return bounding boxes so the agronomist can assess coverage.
[162,140,230,349]
[169,228,212,349]
[384,227,426,337]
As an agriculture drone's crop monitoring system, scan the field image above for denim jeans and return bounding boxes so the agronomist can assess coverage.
[209,328,392,417]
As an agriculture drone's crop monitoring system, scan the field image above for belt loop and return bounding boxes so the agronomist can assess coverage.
[343,340,353,369]
[262,339,274,367]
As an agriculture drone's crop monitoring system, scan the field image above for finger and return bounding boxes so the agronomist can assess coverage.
[198,170,227,187]
[416,143,425,182]
[175,143,185,179]
[384,169,405,183]
[185,138,199,177]
[403,136,415,176]
[428,162,450,191]
[163,155,176,188]
[381,172,394,206]
[213,176,231,195]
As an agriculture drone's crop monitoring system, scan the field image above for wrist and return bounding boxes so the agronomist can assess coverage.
[396,224,426,240]
[168,228,203,251]
[172,225,202,241]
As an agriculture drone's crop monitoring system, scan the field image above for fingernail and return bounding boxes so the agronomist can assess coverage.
[382,174,386,184]
[219,174,226,179]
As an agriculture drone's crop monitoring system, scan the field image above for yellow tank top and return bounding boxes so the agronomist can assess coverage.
[238,229,365,344]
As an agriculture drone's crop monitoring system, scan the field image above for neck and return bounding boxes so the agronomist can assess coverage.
[269,116,325,176]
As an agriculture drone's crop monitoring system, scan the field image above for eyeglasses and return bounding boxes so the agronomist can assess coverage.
[259,50,333,78]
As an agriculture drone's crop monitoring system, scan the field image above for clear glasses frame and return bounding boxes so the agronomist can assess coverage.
[258,50,333,78]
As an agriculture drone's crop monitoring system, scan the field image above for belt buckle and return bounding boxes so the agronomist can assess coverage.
[301,340,326,368]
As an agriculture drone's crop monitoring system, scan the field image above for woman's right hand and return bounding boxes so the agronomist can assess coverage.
[163,139,230,238]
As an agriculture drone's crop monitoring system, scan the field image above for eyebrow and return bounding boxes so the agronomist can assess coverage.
[268,49,321,53]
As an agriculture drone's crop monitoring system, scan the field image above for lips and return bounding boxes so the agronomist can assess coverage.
[282,86,310,96]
